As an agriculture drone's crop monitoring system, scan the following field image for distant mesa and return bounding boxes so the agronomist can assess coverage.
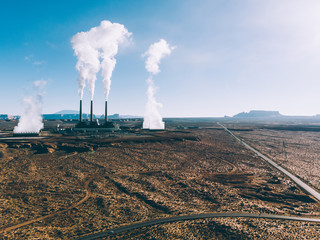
[233,110,282,118]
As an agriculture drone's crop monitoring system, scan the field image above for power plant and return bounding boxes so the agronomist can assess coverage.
[11,21,169,135]
[76,99,116,130]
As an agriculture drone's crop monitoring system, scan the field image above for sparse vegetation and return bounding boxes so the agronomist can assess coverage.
[0,120,320,239]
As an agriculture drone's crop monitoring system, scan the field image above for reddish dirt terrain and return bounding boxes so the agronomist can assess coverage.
[226,123,320,190]
[0,123,320,239]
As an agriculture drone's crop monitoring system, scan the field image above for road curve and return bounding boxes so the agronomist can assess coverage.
[218,123,320,202]
[74,126,320,240]
[0,177,93,233]
[74,212,320,240]
[0,153,92,234]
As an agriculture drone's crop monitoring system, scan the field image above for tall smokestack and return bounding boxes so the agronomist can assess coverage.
[90,100,93,122]
[105,101,108,123]
[79,100,83,122]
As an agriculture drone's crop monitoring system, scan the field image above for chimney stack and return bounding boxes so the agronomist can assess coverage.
[90,100,93,122]
[79,100,83,122]
[105,101,108,123]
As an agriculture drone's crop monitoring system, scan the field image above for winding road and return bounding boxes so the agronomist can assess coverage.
[74,125,320,239]
[3,126,320,239]
[0,177,93,234]
[74,212,320,240]
[0,153,93,234]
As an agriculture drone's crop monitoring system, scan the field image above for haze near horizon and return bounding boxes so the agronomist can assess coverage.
[1,0,320,117]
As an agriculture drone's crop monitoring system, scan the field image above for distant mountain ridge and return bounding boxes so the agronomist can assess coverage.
[233,110,282,118]
[2,109,320,121]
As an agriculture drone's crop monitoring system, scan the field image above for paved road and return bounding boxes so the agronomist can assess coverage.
[73,125,320,239]
[218,123,320,202]
[74,212,320,240]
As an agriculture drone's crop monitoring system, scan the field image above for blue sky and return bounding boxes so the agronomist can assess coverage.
[1,0,320,117]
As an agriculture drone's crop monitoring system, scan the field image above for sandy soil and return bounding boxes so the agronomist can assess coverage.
[229,126,320,190]
[0,125,319,239]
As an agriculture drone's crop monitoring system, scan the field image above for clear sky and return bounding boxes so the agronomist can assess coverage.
[1,0,320,117]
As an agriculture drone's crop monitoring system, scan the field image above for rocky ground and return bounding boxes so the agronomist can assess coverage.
[0,123,319,239]
[226,124,320,190]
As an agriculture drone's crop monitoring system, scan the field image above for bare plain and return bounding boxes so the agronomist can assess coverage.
[0,119,320,239]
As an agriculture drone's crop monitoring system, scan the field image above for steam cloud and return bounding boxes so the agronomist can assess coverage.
[14,80,46,133]
[143,39,175,129]
[71,20,131,100]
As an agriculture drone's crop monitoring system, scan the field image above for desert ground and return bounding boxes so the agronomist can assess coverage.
[223,122,320,192]
[0,119,320,239]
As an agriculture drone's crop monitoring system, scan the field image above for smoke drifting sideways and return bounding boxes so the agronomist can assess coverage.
[71,20,132,100]
[143,39,175,130]
[13,80,47,133]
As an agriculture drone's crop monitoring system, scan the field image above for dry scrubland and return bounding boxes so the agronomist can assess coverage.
[227,125,320,190]
[0,124,319,239]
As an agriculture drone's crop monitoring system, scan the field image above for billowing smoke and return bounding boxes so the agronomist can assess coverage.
[143,78,165,129]
[143,39,175,129]
[14,80,46,133]
[71,20,131,100]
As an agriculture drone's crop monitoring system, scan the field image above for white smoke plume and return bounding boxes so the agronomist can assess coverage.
[143,78,165,129]
[143,39,175,129]
[14,80,46,133]
[71,20,131,100]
